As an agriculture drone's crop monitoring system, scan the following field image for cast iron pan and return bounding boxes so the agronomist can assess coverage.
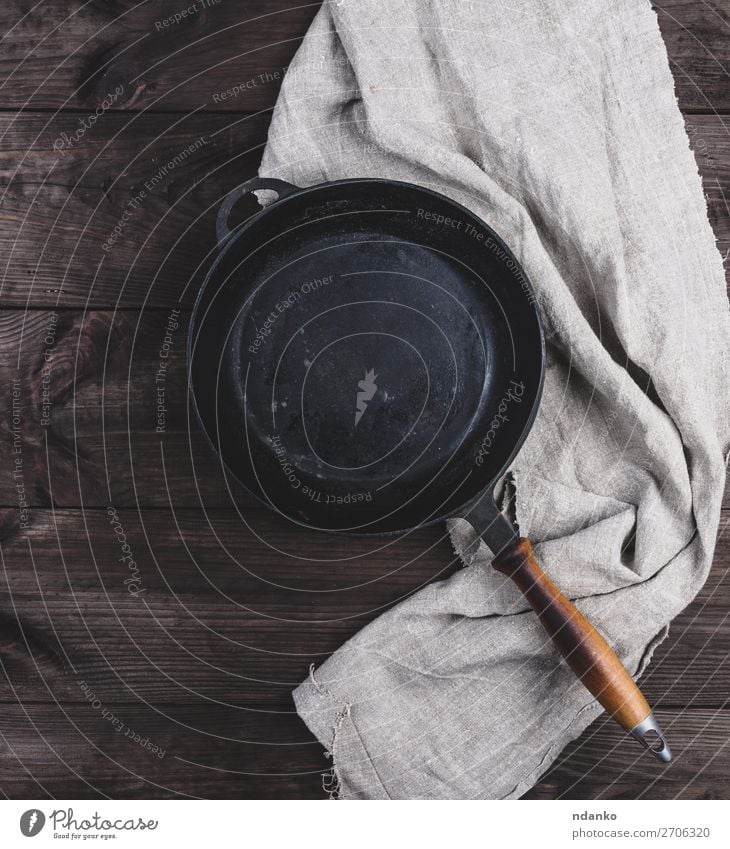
[188,176,670,762]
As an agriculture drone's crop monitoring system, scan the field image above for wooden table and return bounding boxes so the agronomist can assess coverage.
[0,1,727,799]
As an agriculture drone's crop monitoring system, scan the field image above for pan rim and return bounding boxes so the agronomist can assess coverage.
[187,176,546,537]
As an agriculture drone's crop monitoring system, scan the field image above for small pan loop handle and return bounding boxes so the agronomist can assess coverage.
[216,177,299,246]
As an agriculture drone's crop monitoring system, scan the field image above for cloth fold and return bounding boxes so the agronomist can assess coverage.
[260,0,730,798]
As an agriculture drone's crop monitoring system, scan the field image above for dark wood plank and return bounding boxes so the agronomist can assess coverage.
[1,112,728,310]
[0,506,727,705]
[0,308,272,510]
[0,700,327,799]
[3,310,729,510]
[525,709,730,800]
[0,309,229,508]
[0,506,460,703]
[0,112,269,308]
[684,117,730,266]
[654,1,730,112]
[0,700,727,799]
[0,2,727,114]
[1,0,728,804]
[0,309,257,509]
[0,0,319,113]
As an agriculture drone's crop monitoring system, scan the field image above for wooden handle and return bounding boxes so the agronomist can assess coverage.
[493,538,671,761]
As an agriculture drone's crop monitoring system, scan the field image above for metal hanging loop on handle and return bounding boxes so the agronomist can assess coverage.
[216,177,299,246]
[630,713,672,763]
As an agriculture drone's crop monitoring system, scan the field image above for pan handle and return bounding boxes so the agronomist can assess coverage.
[216,177,300,246]
[492,538,671,763]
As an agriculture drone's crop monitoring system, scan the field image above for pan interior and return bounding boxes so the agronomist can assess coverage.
[190,181,543,533]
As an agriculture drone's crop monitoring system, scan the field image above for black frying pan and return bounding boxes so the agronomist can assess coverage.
[188,176,670,762]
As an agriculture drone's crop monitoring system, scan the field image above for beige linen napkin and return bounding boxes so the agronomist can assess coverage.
[259,0,730,798]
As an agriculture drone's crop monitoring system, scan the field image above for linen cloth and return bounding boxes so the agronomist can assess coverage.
[259,0,730,798]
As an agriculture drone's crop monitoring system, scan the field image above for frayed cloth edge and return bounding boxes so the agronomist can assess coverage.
[294,665,391,799]
[308,664,350,800]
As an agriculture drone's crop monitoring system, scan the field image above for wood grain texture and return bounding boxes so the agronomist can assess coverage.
[0,0,319,113]
[0,112,269,308]
[3,700,724,800]
[524,709,730,800]
[0,506,460,704]
[0,2,726,113]
[0,0,728,802]
[654,1,730,112]
[0,507,727,797]
[0,309,224,509]
[0,113,728,310]
[0,508,727,707]
[2,310,728,512]
[0,701,328,799]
